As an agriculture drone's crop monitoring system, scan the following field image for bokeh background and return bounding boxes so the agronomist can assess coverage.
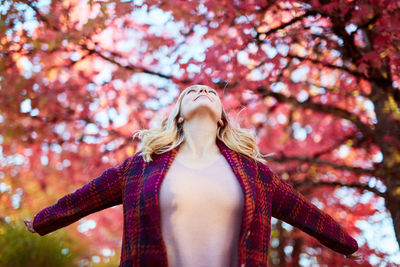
[1,0,400,266]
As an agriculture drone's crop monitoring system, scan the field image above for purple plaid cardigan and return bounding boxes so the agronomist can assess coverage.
[33,139,358,266]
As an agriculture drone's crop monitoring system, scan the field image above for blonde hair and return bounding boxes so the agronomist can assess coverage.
[132,85,271,164]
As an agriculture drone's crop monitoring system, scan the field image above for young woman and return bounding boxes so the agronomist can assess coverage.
[25,84,361,266]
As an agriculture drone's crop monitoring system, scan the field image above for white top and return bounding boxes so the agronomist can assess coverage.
[159,154,244,267]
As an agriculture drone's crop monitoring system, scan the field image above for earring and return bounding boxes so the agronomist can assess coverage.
[218,119,224,127]
[178,117,184,124]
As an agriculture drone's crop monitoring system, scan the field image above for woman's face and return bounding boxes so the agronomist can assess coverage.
[179,85,223,122]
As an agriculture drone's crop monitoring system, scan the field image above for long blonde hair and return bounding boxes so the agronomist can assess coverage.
[132,85,271,164]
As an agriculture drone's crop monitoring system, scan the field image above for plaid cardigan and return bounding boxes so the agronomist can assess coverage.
[33,139,358,266]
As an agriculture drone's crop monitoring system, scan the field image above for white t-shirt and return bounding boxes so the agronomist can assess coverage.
[159,154,244,267]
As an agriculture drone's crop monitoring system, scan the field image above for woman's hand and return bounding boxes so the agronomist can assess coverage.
[24,219,36,234]
[345,252,362,260]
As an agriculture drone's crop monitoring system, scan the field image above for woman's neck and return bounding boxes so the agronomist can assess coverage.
[180,115,220,158]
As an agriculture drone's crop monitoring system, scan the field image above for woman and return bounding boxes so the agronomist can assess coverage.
[25,84,361,266]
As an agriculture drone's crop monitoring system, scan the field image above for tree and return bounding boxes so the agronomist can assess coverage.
[0,220,85,267]
[1,0,399,265]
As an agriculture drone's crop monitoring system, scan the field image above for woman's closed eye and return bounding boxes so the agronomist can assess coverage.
[188,89,217,94]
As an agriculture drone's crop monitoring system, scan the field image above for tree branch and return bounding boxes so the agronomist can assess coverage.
[255,86,376,142]
[287,53,368,80]
[256,10,321,41]
[80,45,172,80]
[268,154,376,175]
[23,0,173,80]
[292,179,386,198]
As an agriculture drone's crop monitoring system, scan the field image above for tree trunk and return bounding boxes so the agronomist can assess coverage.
[385,193,400,246]
[277,221,287,266]
[370,81,400,246]
[291,234,303,267]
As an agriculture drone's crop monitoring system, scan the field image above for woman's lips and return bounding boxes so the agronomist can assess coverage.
[195,95,211,101]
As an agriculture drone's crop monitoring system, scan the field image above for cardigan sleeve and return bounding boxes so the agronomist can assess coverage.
[270,171,358,255]
[32,156,133,236]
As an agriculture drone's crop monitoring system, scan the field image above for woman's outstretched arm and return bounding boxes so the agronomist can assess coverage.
[29,156,133,236]
[270,171,359,256]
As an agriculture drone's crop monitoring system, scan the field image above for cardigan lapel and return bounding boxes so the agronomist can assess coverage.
[140,138,257,263]
[215,139,257,247]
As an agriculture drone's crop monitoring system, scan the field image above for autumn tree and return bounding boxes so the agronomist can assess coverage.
[1,0,399,265]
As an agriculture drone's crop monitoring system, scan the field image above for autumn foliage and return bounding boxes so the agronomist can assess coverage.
[1,0,400,266]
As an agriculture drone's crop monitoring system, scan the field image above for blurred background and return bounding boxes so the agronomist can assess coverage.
[1,0,400,266]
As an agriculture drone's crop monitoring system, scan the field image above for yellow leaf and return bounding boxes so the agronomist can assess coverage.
[387,146,400,167]
[126,146,135,156]
[279,133,289,144]
[263,96,274,105]
[392,187,400,196]
[309,165,317,177]
[293,111,301,120]
[32,40,41,50]
[385,95,400,119]
[346,140,353,146]
[47,68,58,82]
[393,148,400,163]
[48,40,57,51]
